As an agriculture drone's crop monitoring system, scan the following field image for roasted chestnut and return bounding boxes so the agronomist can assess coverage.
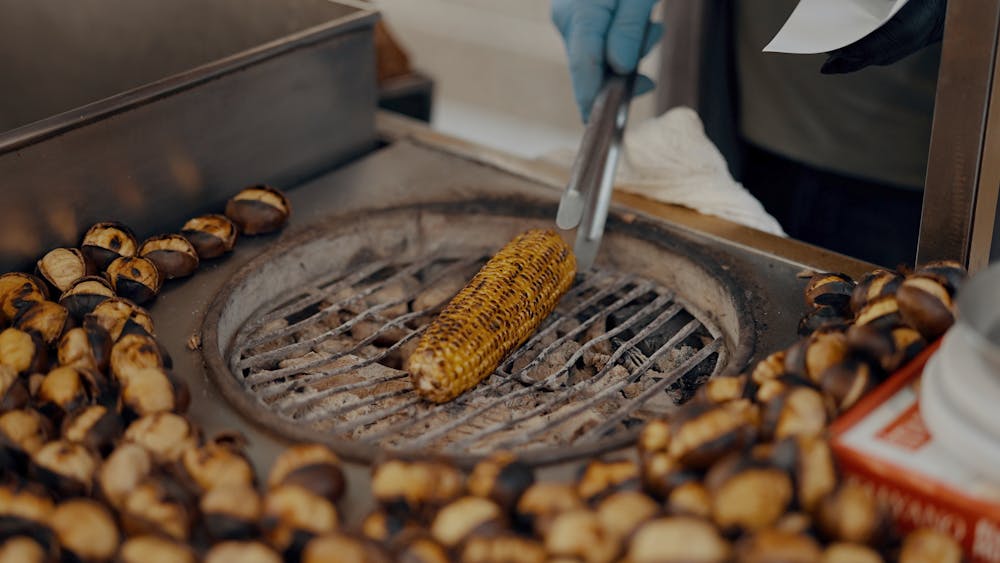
[0,536,49,563]
[371,459,464,517]
[181,434,255,492]
[97,443,152,510]
[121,474,196,541]
[261,483,339,554]
[819,356,879,413]
[394,535,451,563]
[360,509,416,544]
[0,482,55,526]
[734,529,823,563]
[30,440,99,497]
[667,399,759,469]
[846,323,926,373]
[429,496,504,548]
[851,269,903,314]
[544,509,619,563]
[639,451,697,501]
[267,443,343,503]
[106,256,162,305]
[181,214,238,259]
[121,367,190,419]
[815,481,892,546]
[81,221,138,270]
[123,412,199,464]
[109,332,164,386]
[138,234,199,279]
[695,374,752,404]
[705,456,793,532]
[576,458,640,503]
[225,185,291,235]
[596,491,659,540]
[204,541,282,563]
[761,385,831,441]
[61,404,122,456]
[59,275,114,320]
[461,534,547,563]
[799,305,852,336]
[665,481,712,519]
[896,275,955,340]
[0,409,53,473]
[514,482,584,537]
[854,295,904,331]
[769,436,837,513]
[899,527,963,563]
[201,484,262,541]
[0,273,48,323]
[784,330,849,383]
[36,248,91,294]
[822,542,884,563]
[118,535,198,563]
[913,260,966,296]
[467,451,535,513]
[626,517,731,563]
[36,366,106,421]
[0,328,46,375]
[88,297,154,341]
[300,534,390,563]
[750,350,788,385]
[0,365,29,411]
[48,499,119,561]
[57,322,112,373]
[804,272,855,313]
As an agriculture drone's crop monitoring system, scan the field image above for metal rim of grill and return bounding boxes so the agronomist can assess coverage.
[201,201,755,467]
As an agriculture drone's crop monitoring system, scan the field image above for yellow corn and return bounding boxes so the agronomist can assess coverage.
[407,229,577,403]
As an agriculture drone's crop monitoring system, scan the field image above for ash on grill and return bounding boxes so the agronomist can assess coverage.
[231,249,723,457]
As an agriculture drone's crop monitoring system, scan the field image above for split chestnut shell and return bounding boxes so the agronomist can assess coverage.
[225,185,291,235]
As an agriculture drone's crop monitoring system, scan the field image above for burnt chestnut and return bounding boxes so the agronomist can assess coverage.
[734,529,823,563]
[261,484,339,553]
[13,301,71,346]
[205,541,282,563]
[667,399,759,469]
[118,535,198,563]
[576,458,640,503]
[0,273,49,323]
[123,412,199,464]
[596,491,659,541]
[267,443,343,503]
[36,248,91,294]
[225,185,291,235]
[81,222,137,270]
[804,272,855,313]
[0,365,29,411]
[822,542,885,563]
[121,367,190,419]
[761,385,831,441]
[59,275,114,320]
[89,297,155,341]
[665,481,712,519]
[97,443,152,510]
[816,481,892,546]
[897,275,955,340]
[181,435,255,493]
[467,451,535,513]
[899,528,963,563]
[371,459,464,517]
[0,328,46,376]
[429,496,504,549]
[57,322,112,373]
[48,499,119,562]
[30,440,99,497]
[784,330,850,384]
[201,484,262,541]
[544,509,619,563]
[851,269,903,315]
[461,534,547,563]
[514,482,584,538]
[705,456,793,532]
[300,534,391,563]
[106,256,161,305]
[819,357,879,413]
[798,305,851,336]
[109,333,164,386]
[61,404,123,456]
[626,517,731,563]
[181,214,238,259]
[138,234,199,279]
[121,474,196,541]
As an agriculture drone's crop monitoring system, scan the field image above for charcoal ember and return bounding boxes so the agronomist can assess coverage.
[412,275,467,312]
[583,351,612,371]
[351,318,409,347]
[365,275,420,318]
[663,350,719,405]
[245,318,294,358]
[522,341,580,388]
[313,335,359,356]
[582,320,611,355]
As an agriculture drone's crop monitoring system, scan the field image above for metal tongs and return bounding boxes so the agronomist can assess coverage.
[556,68,640,271]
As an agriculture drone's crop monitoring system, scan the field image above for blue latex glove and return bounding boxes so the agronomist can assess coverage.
[821,0,947,74]
[552,0,663,122]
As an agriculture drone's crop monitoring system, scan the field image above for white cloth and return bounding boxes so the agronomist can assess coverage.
[544,107,787,237]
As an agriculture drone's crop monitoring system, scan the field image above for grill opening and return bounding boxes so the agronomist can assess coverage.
[205,203,749,466]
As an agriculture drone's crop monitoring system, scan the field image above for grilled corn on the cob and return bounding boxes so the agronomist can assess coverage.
[407,229,576,403]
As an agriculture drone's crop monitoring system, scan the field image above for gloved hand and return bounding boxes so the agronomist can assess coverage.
[821,0,947,74]
[551,0,663,121]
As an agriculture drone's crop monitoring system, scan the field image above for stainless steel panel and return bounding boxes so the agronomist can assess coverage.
[918,0,1000,271]
[0,0,377,271]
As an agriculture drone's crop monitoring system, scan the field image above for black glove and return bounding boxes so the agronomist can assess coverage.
[821,0,947,74]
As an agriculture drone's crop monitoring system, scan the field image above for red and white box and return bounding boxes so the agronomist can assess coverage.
[831,343,1000,563]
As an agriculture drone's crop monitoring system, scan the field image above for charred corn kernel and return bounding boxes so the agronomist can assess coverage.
[407,229,576,403]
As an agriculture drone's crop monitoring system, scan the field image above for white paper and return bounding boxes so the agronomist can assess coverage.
[764,0,911,54]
